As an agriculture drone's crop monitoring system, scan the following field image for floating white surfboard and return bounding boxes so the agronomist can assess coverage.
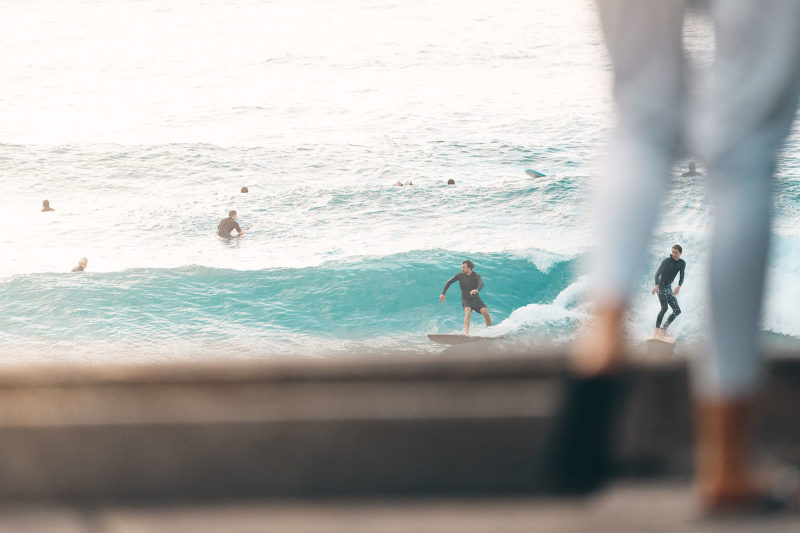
[525,169,545,178]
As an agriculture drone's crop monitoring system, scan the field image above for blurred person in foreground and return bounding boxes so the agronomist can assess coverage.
[564,0,800,514]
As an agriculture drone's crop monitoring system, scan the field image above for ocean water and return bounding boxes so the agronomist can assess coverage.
[2,1,800,362]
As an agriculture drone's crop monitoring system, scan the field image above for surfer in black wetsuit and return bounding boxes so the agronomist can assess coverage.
[218,210,245,237]
[681,162,702,177]
[439,259,492,336]
[651,244,685,338]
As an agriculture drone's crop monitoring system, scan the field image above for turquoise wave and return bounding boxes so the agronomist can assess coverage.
[0,250,580,346]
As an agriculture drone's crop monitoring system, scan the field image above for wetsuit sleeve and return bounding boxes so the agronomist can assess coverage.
[442,275,458,294]
[654,259,666,285]
[474,273,484,292]
[678,260,685,286]
[234,221,242,233]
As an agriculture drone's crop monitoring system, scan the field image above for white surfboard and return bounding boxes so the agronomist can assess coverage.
[427,334,500,345]
[645,335,676,355]
[645,336,675,345]
[525,169,545,178]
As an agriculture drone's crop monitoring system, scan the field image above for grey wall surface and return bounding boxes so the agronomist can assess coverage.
[0,350,794,502]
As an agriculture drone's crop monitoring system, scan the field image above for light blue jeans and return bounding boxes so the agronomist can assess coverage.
[591,0,800,398]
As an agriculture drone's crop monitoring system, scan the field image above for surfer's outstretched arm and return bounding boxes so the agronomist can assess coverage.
[440,275,458,302]
[654,261,664,286]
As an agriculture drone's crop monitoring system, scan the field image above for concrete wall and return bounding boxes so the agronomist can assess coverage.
[0,351,795,502]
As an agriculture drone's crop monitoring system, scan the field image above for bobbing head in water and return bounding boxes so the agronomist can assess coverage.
[72,257,88,272]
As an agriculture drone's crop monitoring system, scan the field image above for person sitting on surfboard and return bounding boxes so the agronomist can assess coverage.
[651,244,685,339]
[439,259,492,336]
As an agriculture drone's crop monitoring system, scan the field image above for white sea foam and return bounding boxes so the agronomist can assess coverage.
[1,1,799,360]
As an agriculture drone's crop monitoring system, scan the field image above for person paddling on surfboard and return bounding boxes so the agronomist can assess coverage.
[651,244,685,339]
[439,259,492,336]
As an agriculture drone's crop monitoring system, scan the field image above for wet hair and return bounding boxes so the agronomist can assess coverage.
[462,259,475,269]
[42,199,50,207]
[229,210,237,217]
[447,179,455,185]
[672,244,682,253]
[241,186,248,193]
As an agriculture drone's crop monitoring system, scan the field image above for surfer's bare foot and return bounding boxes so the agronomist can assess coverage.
[695,400,768,514]
[571,306,625,376]
[653,328,663,339]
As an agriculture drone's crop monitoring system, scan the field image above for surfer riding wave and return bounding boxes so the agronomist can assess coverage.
[439,259,492,336]
[651,244,685,339]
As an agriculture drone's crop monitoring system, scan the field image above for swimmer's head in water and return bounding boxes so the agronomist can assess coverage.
[447,179,455,185]
[241,186,248,193]
[43,200,50,207]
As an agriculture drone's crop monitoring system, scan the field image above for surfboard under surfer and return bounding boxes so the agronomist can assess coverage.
[651,244,685,339]
[439,259,492,336]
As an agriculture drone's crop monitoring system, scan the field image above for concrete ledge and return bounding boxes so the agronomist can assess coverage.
[0,351,795,502]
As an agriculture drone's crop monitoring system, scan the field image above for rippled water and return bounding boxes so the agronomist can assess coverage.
[2,1,799,362]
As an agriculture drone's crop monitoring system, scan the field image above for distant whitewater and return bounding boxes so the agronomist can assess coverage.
[2,1,799,362]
